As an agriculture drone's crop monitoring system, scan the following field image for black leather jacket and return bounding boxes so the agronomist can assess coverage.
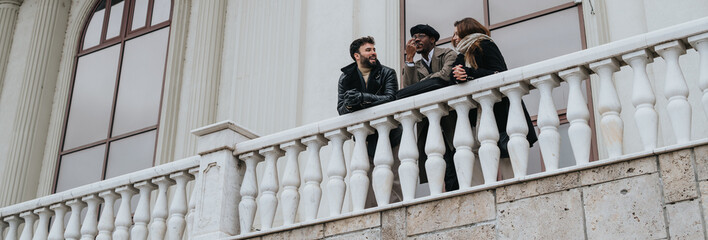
[337,61,398,115]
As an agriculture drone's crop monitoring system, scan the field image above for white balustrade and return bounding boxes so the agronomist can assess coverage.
[371,116,398,205]
[501,82,531,177]
[559,67,592,164]
[96,191,117,240]
[590,58,623,157]
[530,75,561,170]
[150,176,175,240]
[622,49,658,151]
[420,103,450,194]
[0,218,7,240]
[113,186,137,240]
[301,135,327,221]
[258,146,284,229]
[447,97,477,188]
[18,211,36,240]
[79,195,100,240]
[132,181,155,240]
[47,204,67,240]
[279,140,305,225]
[347,123,374,211]
[4,216,20,240]
[238,152,262,234]
[394,110,423,200]
[656,40,692,144]
[33,208,52,240]
[473,90,502,184]
[185,167,199,238]
[689,33,708,119]
[324,129,350,216]
[167,171,193,240]
[65,199,85,240]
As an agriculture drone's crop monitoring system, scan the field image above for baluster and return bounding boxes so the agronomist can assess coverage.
[33,208,52,240]
[689,33,708,119]
[301,135,327,221]
[79,195,100,240]
[590,58,623,157]
[531,75,562,170]
[347,123,374,211]
[258,146,284,229]
[47,203,67,240]
[65,199,86,240]
[371,116,398,205]
[238,152,262,234]
[1,217,7,240]
[448,97,476,188]
[472,90,502,184]
[113,185,137,240]
[167,171,193,240]
[656,40,692,143]
[4,216,20,240]
[150,176,175,240]
[185,167,199,238]
[559,67,592,164]
[324,129,350,216]
[279,140,305,225]
[622,49,658,150]
[501,82,531,177]
[19,211,36,240]
[420,103,450,194]
[132,181,155,240]
[394,110,423,200]
[96,191,118,240]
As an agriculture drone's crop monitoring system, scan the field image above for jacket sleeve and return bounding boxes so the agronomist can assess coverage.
[450,41,507,80]
[419,49,457,82]
[361,68,399,109]
[401,64,419,88]
[337,74,357,115]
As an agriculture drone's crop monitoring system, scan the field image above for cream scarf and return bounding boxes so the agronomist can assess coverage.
[455,33,492,68]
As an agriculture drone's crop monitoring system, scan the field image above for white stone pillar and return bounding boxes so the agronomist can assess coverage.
[622,49,658,151]
[64,199,85,240]
[0,0,22,94]
[531,75,561,170]
[279,140,305,225]
[113,186,137,240]
[150,177,175,240]
[347,123,374,211]
[131,181,155,240]
[560,67,592,164]
[688,33,708,121]
[33,207,52,240]
[301,135,327,221]
[4,216,20,240]
[590,58,623,157]
[47,203,67,240]
[448,96,476,189]
[1,216,8,240]
[167,172,192,240]
[371,116,398,205]
[656,40,692,144]
[237,152,262,234]
[96,191,117,240]
[324,129,350,216]
[0,0,70,206]
[473,90,502,184]
[501,82,531,177]
[18,211,36,240]
[79,195,101,240]
[394,110,423,200]
[258,146,283,230]
[421,103,449,195]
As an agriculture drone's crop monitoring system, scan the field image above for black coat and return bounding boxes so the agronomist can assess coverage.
[337,61,398,115]
[450,39,538,157]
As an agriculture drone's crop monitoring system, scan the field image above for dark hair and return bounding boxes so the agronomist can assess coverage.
[349,36,375,60]
[454,18,490,69]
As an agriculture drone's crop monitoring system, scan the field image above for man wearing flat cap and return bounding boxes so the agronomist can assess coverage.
[401,24,459,192]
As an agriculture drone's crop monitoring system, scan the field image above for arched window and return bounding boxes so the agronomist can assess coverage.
[54,0,172,193]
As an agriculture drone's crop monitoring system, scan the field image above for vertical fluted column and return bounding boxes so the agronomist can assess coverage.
[0,0,21,93]
[132,181,155,240]
[531,75,561,170]
[371,116,398,205]
[559,67,592,164]
[258,146,284,230]
[347,123,375,211]
[301,135,327,221]
[4,216,20,240]
[324,129,350,216]
[0,0,69,206]
[33,207,52,240]
[590,58,623,157]
[175,0,228,158]
[394,110,423,201]
[167,171,193,240]
[688,33,708,120]
[47,203,67,240]
[238,152,263,234]
[150,176,175,240]
[96,191,117,240]
[18,211,36,240]
[656,40,692,144]
[113,186,137,240]
[79,195,101,240]
[279,140,305,225]
[448,97,476,189]
[473,90,502,184]
[501,82,531,177]
[64,199,85,240]
[622,49,658,150]
[421,104,450,194]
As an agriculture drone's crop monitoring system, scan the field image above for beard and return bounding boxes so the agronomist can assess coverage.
[359,56,378,68]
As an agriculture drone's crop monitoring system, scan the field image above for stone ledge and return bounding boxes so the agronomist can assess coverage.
[496,172,580,203]
[323,212,380,237]
[409,223,496,240]
[579,156,657,186]
[498,189,585,239]
[406,190,495,236]
[259,224,324,240]
[323,228,381,240]
[659,149,698,203]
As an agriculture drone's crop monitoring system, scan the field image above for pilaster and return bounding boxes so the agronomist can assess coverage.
[0,0,22,93]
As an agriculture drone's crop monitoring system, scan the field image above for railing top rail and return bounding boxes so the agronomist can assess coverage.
[0,155,200,217]
[234,16,708,155]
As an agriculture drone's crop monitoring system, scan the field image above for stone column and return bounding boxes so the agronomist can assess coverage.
[191,121,256,239]
[0,0,22,93]
[0,0,70,206]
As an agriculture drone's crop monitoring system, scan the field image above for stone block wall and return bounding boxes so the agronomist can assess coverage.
[245,144,708,240]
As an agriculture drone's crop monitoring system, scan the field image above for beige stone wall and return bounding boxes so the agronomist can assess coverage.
[245,143,708,239]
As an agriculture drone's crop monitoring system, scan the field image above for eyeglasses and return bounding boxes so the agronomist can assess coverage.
[412,33,427,40]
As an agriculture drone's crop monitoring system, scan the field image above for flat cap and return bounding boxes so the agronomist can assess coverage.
[410,24,440,41]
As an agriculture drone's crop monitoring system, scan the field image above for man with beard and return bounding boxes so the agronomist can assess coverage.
[400,24,460,192]
[338,36,401,207]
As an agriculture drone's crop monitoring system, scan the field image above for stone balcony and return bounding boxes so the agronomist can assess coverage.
[2,15,708,240]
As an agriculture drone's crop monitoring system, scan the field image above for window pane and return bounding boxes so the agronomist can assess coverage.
[490,7,582,69]
[405,0,484,41]
[112,27,169,136]
[489,0,573,25]
[151,0,171,25]
[106,0,125,39]
[83,7,105,50]
[55,145,105,193]
[64,45,121,150]
[131,0,149,30]
[105,130,156,179]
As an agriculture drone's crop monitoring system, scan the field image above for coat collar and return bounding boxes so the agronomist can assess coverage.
[341,61,383,93]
